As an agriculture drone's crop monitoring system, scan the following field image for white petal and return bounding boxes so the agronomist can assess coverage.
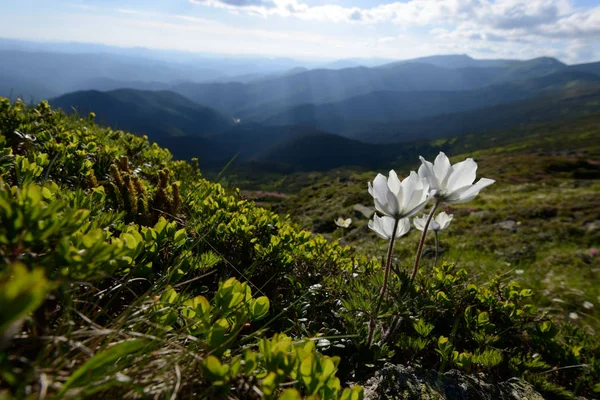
[435,212,453,230]
[446,158,477,192]
[396,217,411,237]
[369,215,390,240]
[372,174,389,201]
[433,152,452,188]
[387,170,401,195]
[400,171,419,210]
[430,220,441,231]
[446,178,495,204]
[413,215,427,231]
[371,174,399,216]
[381,216,397,237]
[403,192,430,218]
[368,218,385,239]
[418,156,439,192]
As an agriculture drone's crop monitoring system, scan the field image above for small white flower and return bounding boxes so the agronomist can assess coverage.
[569,312,579,320]
[334,217,352,228]
[583,301,594,310]
[418,152,495,204]
[413,211,454,232]
[515,269,524,275]
[368,170,430,219]
[368,215,411,240]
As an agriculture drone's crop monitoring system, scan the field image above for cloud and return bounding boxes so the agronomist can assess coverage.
[195,0,277,8]
[189,0,600,42]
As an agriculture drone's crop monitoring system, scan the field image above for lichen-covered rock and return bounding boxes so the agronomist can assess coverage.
[362,364,545,400]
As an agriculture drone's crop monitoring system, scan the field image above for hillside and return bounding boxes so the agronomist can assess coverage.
[51,89,235,138]
[1,98,599,399]
[272,112,600,335]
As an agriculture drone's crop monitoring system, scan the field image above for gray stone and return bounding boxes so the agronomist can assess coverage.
[496,220,517,231]
[362,364,545,400]
[584,220,600,232]
[353,204,375,219]
[469,211,491,221]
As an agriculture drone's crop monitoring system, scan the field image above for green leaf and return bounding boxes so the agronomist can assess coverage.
[202,355,229,381]
[477,311,490,327]
[0,264,50,334]
[251,296,270,321]
[56,340,148,399]
[173,228,187,245]
[340,386,364,400]
[278,388,302,400]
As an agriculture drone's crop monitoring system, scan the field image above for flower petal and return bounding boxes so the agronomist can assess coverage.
[413,214,427,231]
[418,156,439,192]
[387,170,401,195]
[400,171,419,209]
[372,173,389,201]
[446,158,477,192]
[396,217,411,237]
[445,178,495,204]
[433,152,452,188]
[435,212,453,230]
[370,174,399,216]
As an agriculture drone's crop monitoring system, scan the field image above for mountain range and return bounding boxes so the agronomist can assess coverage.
[3,40,600,172]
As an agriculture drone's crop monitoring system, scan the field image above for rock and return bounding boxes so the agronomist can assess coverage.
[584,220,600,232]
[496,220,517,231]
[353,204,375,219]
[469,210,490,221]
[362,364,546,400]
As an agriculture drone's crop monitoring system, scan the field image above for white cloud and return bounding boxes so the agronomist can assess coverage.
[190,0,600,42]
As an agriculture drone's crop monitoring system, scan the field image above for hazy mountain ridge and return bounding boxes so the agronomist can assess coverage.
[4,41,600,174]
[47,74,600,171]
[260,70,600,134]
[51,89,235,138]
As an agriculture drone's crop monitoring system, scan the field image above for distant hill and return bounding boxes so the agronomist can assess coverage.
[379,54,516,69]
[349,86,600,143]
[0,72,58,101]
[568,61,600,76]
[51,89,235,138]
[155,125,408,171]
[170,56,572,121]
[261,70,600,133]
[0,50,226,100]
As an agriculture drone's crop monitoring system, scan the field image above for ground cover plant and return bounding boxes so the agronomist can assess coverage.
[0,98,599,399]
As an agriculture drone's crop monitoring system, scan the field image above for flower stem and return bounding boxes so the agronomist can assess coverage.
[411,198,440,284]
[367,217,400,347]
[434,231,440,268]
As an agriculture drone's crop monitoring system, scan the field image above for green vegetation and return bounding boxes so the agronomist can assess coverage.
[274,114,600,326]
[1,99,599,399]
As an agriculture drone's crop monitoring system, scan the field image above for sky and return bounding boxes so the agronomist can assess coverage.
[0,0,599,63]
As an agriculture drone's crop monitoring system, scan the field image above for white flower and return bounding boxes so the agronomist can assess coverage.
[583,301,594,310]
[368,215,411,240]
[368,170,430,219]
[334,217,352,228]
[569,312,579,320]
[413,211,453,232]
[418,152,495,204]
